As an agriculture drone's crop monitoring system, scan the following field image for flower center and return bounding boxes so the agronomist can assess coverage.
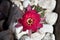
[27,18,33,26]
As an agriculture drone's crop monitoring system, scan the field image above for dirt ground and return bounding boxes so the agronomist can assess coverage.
[54,0,60,40]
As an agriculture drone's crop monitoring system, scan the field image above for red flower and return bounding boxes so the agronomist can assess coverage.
[18,5,43,32]
[18,10,43,32]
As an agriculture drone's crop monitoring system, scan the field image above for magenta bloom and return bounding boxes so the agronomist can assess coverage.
[18,10,43,32]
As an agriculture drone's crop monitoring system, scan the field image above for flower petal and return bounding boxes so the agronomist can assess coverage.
[27,5,32,11]
[18,18,22,23]
[37,23,43,29]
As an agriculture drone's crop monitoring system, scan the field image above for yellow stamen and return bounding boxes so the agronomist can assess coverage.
[27,18,33,26]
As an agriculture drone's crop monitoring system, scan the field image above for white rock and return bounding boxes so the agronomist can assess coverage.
[19,32,55,40]
[20,36,31,40]
[9,22,18,33]
[23,0,31,8]
[30,0,39,6]
[31,32,45,40]
[16,30,29,40]
[52,34,55,40]
[15,26,23,34]
[39,24,53,33]
[14,1,23,10]
[42,33,55,40]
[45,12,58,25]
[20,0,24,1]
[38,0,56,12]
[11,0,23,2]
